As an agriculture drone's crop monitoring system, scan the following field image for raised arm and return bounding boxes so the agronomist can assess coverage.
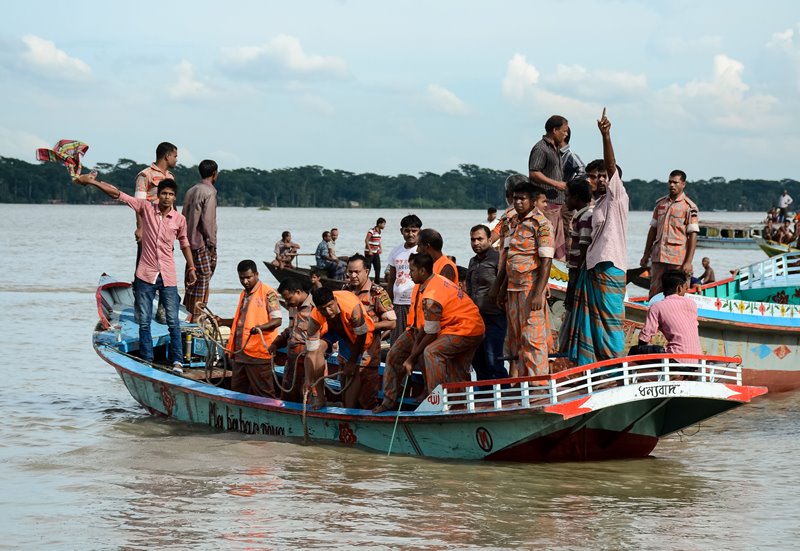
[74,172,122,199]
[597,108,617,179]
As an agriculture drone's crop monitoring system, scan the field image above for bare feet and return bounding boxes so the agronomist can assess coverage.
[372,401,396,413]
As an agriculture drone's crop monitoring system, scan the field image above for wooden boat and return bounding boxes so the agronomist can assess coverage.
[753,236,800,257]
[264,261,351,290]
[94,274,765,462]
[696,222,762,249]
[620,253,800,392]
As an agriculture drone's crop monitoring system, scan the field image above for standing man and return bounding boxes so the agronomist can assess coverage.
[640,170,700,298]
[373,253,484,413]
[503,181,554,378]
[778,189,793,222]
[74,172,196,372]
[467,225,507,381]
[182,159,219,321]
[417,228,458,283]
[364,218,386,285]
[305,288,375,410]
[215,260,282,398]
[345,254,396,409]
[387,214,422,344]
[529,115,569,261]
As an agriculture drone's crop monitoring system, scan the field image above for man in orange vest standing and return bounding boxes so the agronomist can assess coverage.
[216,260,282,398]
[305,287,375,410]
[373,253,484,413]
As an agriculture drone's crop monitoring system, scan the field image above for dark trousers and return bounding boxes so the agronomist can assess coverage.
[365,253,381,284]
[471,312,508,381]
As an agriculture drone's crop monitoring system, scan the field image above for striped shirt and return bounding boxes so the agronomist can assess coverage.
[528,136,565,205]
[639,294,702,355]
[364,226,382,254]
[567,205,593,269]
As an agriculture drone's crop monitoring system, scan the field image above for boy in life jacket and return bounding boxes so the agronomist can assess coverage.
[215,260,282,397]
[305,287,375,410]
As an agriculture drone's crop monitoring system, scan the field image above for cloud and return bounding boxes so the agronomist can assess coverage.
[297,93,335,115]
[20,35,91,82]
[426,84,468,115]
[767,26,800,91]
[657,54,779,129]
[502,53,540,103]
[543,64,647,100]
[0,127,49,160]
[220,34,348,79]
[167,60,210,100]
[767,28,796,51]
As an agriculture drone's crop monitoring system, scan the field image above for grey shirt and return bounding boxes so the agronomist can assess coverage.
[181,181,217,250]
[467,249,502,316]
[528,136,565,205]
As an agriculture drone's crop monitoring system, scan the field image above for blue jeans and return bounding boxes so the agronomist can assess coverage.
[472,312,508,380]
[134,275,182,365]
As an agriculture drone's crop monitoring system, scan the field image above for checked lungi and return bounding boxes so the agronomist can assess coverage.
[563,262,625,365]
[184,246,217,317]
[505,288,551,376]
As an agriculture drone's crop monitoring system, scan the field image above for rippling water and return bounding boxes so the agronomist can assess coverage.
[1,204,798,549]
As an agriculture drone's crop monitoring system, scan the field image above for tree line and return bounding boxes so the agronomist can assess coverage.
[1,156,797,212]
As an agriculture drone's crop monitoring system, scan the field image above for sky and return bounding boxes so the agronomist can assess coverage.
[2,0,800,181]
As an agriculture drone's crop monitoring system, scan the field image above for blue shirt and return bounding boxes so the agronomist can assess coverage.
[315,240,329,267]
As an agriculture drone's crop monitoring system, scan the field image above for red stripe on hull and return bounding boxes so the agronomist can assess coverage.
[487,427,658,462]
[742,369,800,393]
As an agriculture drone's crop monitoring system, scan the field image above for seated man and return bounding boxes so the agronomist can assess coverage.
[374,253,484,413]
[305,287,375,409]
[216,260,282,397]
[638,270,701,357]
[272,230,300,268]
[345,254,397,409]
[776,220,795,245]
[271,277,315,402]
[315,231,346,279]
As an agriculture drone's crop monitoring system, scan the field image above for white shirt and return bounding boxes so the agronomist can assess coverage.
[779,194,793,209]
[387,243,417,305]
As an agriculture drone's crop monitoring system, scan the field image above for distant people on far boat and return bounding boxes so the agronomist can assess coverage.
[272,230,301,269]
[315,230,345,279]
[364,218,386,285]
[778,189,793,222]
[305,287,375,410]
[417,228,458,284]
[345,254,396,409]
[272,277,315,402]
[373,253,484,413]
[565,109,629,366]
[698,257,716,285]
[529,114,570,261]
[387,214,422,344]
[309,267,324,290]
[638,270,701,357]
[640,169,700,298]
[182,159,219,321]
[467,224,508,381]
[776,219,795,245]
[215,260,282,398]
[73,171,196,372]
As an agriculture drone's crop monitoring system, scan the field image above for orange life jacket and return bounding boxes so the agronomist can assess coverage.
[310,290,375,347]
[433,254,459,283]
[409,274,484,337]
[226,281,280,359]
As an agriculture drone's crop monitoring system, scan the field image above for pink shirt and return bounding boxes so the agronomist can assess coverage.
[118,191,189,287]
[639,294,702,355]
[586,170,629,271]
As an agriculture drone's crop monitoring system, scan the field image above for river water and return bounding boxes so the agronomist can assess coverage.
[1,204,798,549]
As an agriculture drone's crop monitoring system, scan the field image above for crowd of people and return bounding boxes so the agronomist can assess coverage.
[77,108,708,410]
[764,193,799,246]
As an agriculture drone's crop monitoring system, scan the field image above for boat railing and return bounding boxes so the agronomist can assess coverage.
[426,354,742,414]
[738,252,800,290]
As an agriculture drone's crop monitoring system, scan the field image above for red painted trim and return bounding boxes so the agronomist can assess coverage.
[96,280,132,330]
[543,396,591,420]
[723,384,768,402]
